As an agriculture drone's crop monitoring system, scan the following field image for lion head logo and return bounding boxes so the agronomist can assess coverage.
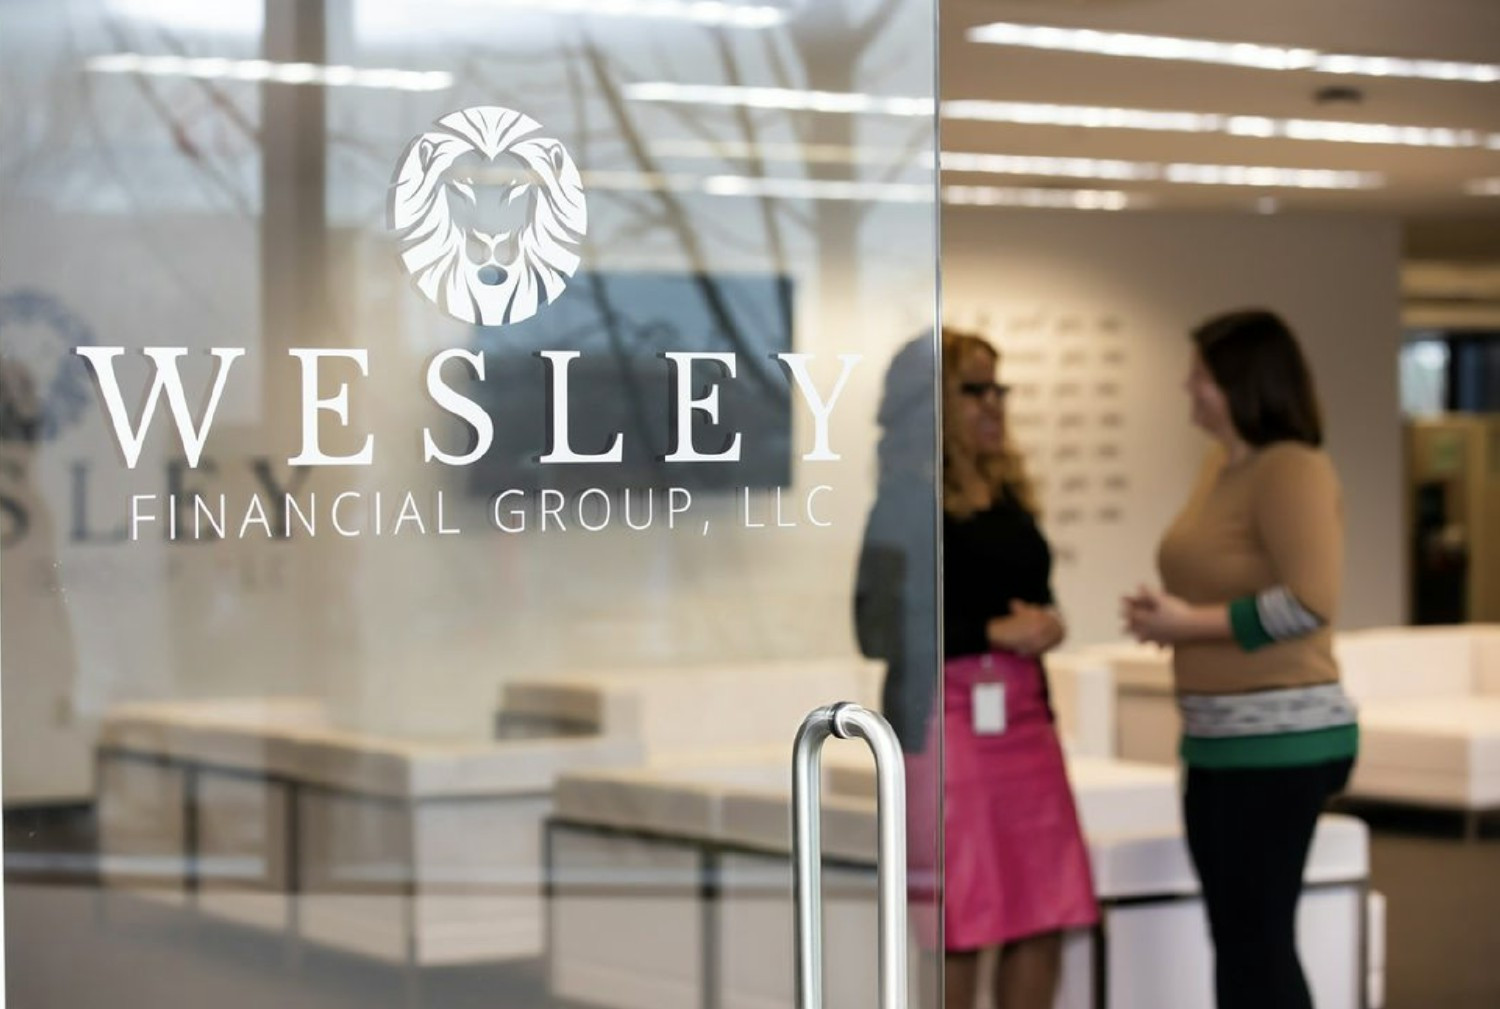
[388,106,587,326]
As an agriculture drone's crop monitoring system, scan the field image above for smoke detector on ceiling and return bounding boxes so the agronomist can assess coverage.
[1314,84,1365,105]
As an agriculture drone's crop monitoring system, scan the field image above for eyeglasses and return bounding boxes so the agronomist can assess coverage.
[957,381,1011,401]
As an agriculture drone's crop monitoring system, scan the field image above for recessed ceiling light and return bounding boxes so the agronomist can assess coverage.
[106,0,794,32]
[86,53,452,91]
[626,83,1498,150]
[1229,117,1480,147]
[650,141,1379,190]
[700,175,927,201]
[1162,164,1380,188]
[943,152,1380,189]
[967,22,1500,84]
[944,185,1132,211]
[625,82,932,116]
[489,0,791,28]
[651,139,876,165]
[655,141,1153,179]
[953,103,1481,148]
[583,169,1129,210]
[943,99,1221,133]
[941,152,1154,181]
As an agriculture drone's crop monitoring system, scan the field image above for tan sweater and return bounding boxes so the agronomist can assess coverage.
[1158,442,1344,696]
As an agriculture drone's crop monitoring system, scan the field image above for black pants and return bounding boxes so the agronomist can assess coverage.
[1184,758,1354,1009]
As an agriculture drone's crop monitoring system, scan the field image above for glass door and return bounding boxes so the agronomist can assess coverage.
[0,2,942,1008]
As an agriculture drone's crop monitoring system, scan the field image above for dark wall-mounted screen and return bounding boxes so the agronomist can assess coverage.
[460,271,794,495]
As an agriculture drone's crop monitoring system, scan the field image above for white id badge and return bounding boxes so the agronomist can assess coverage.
[972,682,1007,736]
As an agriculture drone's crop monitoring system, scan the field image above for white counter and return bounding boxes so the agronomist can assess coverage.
[546,753,1378,1009]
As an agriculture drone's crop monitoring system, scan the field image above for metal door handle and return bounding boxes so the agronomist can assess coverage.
[792,702,908,1009]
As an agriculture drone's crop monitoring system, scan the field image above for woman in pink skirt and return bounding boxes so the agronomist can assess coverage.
[862,328,1097,1009]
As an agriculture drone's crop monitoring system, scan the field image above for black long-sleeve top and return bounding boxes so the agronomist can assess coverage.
[943,494,1056,658]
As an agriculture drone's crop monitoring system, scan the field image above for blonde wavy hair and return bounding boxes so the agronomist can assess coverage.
[942,327,1038,519]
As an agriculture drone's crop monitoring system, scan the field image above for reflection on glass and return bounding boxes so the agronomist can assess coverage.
[2,2,939,1008]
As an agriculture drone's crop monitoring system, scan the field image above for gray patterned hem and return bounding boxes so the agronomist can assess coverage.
[1178,683,1358,738]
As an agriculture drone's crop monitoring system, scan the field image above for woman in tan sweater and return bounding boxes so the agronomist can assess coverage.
[1122,309,1357,1009]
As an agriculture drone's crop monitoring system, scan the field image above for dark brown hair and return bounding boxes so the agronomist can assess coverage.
[1192,309,1323,447]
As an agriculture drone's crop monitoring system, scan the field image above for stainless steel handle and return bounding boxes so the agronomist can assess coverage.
[792,702,908,1009]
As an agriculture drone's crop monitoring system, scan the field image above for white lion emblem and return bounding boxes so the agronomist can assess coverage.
[388,106,587,326]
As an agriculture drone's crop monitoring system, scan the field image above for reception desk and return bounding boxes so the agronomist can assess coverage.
[96,698,326,916]
[92,657,883,967]
[96,697,640,966]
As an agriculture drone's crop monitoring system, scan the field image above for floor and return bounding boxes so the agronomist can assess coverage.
[6,888,561,1009]
[1353,804,1500,1009]
[4,805,1498,1008]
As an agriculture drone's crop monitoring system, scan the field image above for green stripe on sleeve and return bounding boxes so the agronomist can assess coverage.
[1228,595,1275,652]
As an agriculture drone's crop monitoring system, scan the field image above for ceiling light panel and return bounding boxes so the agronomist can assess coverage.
[584,169,1129,210]
[648,142,1381,190]
[942,99,1219,133]
[967,22,1500,84]
[1227,116,1482,147]
[1161,165,1381,188]
[947,155,1380,189]
[941,152,1154,181]
[86,53,452,90]
[624,82,931,115]
[486,0,790,28]
[944,185,1131,210]
[628,83,1500,150]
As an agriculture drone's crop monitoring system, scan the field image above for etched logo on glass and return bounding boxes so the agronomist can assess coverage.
[388,106,587,326]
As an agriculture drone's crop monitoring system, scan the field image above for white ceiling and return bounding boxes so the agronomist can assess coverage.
[939,0,1500,255]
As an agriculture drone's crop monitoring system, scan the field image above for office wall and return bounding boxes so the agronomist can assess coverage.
[942,208,1405,645]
